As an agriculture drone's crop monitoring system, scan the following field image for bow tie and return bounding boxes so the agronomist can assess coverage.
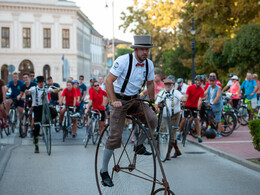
[136,63,144,67]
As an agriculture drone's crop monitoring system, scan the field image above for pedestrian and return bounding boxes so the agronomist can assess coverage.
[241,73,258,120]
[207,75,223,138]
[176,78,188,95]
[228,75,241,109]
[79,75,87,118]
[100,35,157,187]
[253,74,260,106]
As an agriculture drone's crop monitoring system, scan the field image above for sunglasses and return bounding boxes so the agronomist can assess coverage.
[30,75,35,77]
[94,85,99,87]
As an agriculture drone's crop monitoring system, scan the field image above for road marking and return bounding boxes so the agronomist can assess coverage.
[204,140,252,144]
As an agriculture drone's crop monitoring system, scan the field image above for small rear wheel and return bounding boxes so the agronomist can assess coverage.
[153,188,175,195]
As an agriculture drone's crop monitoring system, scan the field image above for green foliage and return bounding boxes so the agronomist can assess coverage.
[160,46,191,80]
[248,119,260,151]
[115,47,133,60]
[229,24,260,75]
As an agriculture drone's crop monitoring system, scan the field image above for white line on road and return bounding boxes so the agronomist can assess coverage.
[204,140,252,144]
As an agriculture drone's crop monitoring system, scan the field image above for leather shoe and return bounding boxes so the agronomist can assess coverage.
[100,171,114,187]
[134,144,152,155]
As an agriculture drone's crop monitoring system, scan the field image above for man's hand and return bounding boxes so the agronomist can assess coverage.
[250,92,254,97]
[111,101,122,108]
[149,98,155,104]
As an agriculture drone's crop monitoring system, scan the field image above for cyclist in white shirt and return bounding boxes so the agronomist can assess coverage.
[25,76,59,153]
[176,78,189,95]
[222,74,233,92]
[156,78,184,160]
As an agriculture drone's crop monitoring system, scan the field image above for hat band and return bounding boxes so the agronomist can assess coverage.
[134,44,153,46]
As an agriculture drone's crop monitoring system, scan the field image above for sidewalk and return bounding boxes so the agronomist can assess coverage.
[188,125,260,160]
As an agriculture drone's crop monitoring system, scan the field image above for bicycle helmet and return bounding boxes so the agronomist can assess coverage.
[229,74,233,78]
[167,75,175,81]
[195,75,202,80]
[72,80,79,84]
[177,78,183,83]
[205,128,217,139]
[90,77,97,82]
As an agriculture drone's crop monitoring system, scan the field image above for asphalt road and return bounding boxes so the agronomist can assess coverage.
[0,127,260,195]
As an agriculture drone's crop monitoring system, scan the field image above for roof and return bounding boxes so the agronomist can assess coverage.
[108,38,132,46]
[91,27,103,38]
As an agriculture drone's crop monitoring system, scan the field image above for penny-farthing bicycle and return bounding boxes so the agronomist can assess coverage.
[95,99,174,195]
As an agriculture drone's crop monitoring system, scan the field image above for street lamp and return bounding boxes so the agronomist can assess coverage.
[190,18,196,84]
[185,17,200,84]
[105,0,115,64]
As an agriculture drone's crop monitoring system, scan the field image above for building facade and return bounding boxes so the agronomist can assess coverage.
[0,0,93,86]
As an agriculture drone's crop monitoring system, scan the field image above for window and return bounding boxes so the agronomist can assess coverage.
[1,27,10,48]
[23,28,31,48]
[62,29,70,49]
[43,28,51,48]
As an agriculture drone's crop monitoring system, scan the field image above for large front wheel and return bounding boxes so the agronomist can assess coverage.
[95,119,156,195]
[43,126,51,155]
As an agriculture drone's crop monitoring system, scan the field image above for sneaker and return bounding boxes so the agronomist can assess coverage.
[198,137,203,143]
[72,134,76,138]
[100,170,114,187]
[34,146,39,153]
[99,141,104,147]
[133,144,152,155]
[216,133,222,138]
[177,133,181,140]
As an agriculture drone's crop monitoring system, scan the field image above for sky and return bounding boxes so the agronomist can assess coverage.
[75,0,135,43]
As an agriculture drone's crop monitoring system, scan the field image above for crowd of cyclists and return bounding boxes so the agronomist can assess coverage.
[0,70,260,154]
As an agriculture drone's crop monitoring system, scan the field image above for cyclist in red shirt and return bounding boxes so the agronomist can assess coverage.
[86,80,107,134]
[59,81,78,138]
[72,80,81,110]
[177,75,204,143]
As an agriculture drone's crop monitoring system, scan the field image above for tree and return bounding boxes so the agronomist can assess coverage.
[115,45,133,60]
[229,24,260,76]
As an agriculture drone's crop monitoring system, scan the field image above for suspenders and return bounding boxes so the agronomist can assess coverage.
[120,53,149,94]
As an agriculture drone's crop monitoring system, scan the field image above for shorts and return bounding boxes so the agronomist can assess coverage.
[213,111,221,123]
[89,110,105,121]
[183,107,198,118]
[16,100,24,108]
[49,99,59,106]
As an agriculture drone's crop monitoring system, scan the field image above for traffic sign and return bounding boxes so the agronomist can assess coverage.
[8,64,15,72]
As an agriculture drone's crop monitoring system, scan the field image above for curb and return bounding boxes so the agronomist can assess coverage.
[0,137,20,182]
[187,138,260,173]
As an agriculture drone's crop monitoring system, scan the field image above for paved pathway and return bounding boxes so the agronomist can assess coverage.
[188,125,260,159]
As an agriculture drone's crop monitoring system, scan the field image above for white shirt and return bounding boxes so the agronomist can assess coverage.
[29,86,51,107]
[181,83,188,94]
[156,88,183,114]
[110,53,155,96]
[227,80,233,87]
[100,83,106,91]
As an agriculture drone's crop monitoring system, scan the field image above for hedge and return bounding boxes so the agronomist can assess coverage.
[248,119,260,152]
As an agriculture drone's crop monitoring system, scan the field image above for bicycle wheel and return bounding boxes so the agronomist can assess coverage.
[92,119,100,145]
[238,106,249,126]
[189,120,198,138]
[44,126,51,156]
[153,187,175,195]
[95,119,156,195]
[9,110,14,134]
[84,120,93,148]
[157,110,171,162]
[221,112,236,136]
[200,116,209,137]
[62,117,67,142]
[19,113,28,138]
[0,123,3,138]
[182,119,191,147]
